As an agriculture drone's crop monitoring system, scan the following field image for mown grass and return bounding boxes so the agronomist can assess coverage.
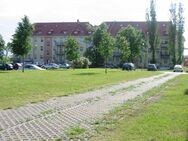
[91,74,188,141]
[0,69,160,109]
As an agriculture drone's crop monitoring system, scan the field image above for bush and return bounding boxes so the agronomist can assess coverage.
[72,57,91,68]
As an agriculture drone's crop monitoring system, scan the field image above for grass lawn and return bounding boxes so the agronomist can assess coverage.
[0,69,160,109]
[91,74,188,141]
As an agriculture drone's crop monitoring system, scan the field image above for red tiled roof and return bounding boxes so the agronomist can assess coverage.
[105,21,170,36]
[33,22,93,36]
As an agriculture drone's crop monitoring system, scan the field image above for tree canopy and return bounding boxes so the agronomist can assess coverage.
[168,2,184,66]
[0,35,5,59]
[146,0,160,64]
[64,36,80,62]
[116,25,145,63]
[98,23,114,73]
[115,35,130,63]
[11,15,33,72]
[12,16,33,57]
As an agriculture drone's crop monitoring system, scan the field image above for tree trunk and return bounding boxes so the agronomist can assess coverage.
[105,58,107,74]
[22,56,25,73]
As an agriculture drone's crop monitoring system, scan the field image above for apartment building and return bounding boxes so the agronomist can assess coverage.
[105,21,170,67]
[26,20,93,65]
[184,56,188,66]
[27,21,170,67]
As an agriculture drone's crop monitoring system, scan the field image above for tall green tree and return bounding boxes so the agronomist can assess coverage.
[177,2,184,64]
[98,23,114,74]
[0,35,5,60]
[84,36,104,67]
[64,36,80,68]
[146,0,160,64]
[168,3,177,66]
[115,35,130,63]
[11,15,33,72]
[84,24,106,67]
[117,25,145,62]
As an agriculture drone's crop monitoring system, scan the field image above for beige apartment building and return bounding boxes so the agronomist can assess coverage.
[26,21,93,65]
[26,21,170,67]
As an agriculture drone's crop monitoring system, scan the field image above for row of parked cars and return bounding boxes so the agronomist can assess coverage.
[0,63,22,70]
[0,63,71,70]
[122,62,184,72]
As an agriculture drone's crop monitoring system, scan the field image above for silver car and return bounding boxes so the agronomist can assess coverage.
[173,65,183,72]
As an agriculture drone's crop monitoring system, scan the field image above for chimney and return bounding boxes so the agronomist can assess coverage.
[77,19,80,22]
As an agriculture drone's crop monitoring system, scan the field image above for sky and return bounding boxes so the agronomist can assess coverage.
[0,0,188,55]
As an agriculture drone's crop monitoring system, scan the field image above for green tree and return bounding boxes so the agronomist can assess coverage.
[11,15,33,72]
[0,35,5,60]
[98,23,114,74]
[117,25,145,62]
[177,2,184,64]
[115,35,130,63]
[64,36,80,68]
[84,36,104,67]
[168,3,177,66]
[84,24,106,67]
[146,0,160,64]
[4,42,11,58]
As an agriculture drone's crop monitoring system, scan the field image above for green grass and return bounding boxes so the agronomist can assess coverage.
[0,69,160,109]
[65,125,86,139]
[91,74,188,141]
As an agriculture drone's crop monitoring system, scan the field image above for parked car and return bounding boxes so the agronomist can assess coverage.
[173,65,183,72]
[122,63,136,71]
[13,63,22,70]
[0,64,13,70]
[24,64,45,70]
[147,64,157,71]
[59,63,70,69]
[42,63,59,69]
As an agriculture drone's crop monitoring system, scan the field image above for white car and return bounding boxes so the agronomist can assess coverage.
[24,64,45,70]
[173,65,183,72]
[42,63,59,69]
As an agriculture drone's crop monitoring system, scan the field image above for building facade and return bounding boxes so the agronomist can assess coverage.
[26,21,93,65]
[184,56,188,66]
[105,21,170,67]
[27,21,170,67]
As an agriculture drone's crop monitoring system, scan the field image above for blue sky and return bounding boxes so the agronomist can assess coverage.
[0,0,187,54]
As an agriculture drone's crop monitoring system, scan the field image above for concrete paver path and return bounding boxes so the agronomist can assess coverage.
[0,72,181,140]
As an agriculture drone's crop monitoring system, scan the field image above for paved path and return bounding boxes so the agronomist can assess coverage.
[0,72,181,141]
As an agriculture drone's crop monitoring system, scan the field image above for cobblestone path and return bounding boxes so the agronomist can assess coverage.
[0,72,181,140]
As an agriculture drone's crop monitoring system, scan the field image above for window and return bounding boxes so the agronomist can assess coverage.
[34,55,37,59]
[40,55,43,59]
[41,38,43,42]
[41,46,43,51]
[163,31,168,36]
[47,50,49,55]
[64,31,67,35]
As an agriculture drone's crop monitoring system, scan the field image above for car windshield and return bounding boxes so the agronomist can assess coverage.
[174,65,182,68]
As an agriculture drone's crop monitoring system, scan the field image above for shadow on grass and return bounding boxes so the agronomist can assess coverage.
[73,72,99,76]
[184,89,188,95]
